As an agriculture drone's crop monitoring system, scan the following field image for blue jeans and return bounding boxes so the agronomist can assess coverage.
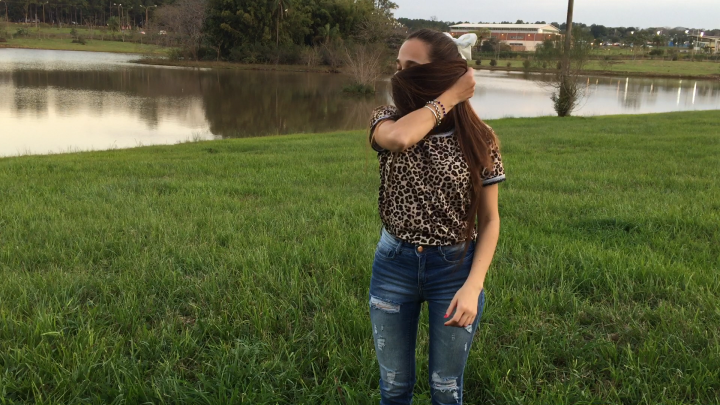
[369,227,486,405]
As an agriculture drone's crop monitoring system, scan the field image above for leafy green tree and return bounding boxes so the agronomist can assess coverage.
[107,16,119,32]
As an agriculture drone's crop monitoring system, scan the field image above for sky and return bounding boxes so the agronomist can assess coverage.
[392,0,719,30]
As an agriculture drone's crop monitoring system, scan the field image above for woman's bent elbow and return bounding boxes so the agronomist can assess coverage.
[386,131,412,152]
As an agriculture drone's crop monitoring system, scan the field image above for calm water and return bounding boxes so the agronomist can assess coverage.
[1,48,719,157]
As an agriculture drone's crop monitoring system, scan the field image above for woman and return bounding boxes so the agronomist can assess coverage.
[368,29,505,405]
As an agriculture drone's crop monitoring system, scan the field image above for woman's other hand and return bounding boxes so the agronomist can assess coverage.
[444,283,482,328]
[440,68,476,108]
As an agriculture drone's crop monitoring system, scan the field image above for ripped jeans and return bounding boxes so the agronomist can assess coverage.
[369,227,486,405]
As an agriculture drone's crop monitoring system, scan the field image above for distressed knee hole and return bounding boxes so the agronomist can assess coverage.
[464,324,472,333]
[380,365,407,388]
[370,296,400,313]
[385,369,396,384]
[431,372,460,401]
[377,337,386,351]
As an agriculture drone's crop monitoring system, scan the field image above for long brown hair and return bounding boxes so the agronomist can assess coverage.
[392,29,499,247]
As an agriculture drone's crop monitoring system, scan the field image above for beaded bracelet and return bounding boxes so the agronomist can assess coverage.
[433,99,447,117]
[426,100,447,123]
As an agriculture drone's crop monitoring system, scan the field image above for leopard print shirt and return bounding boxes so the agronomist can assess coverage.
[369,105,506,246]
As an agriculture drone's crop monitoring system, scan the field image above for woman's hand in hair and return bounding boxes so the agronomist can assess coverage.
[441,67,476,107]
[444,283,482,328]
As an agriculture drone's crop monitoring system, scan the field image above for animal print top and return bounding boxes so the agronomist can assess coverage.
[369,105,506,246]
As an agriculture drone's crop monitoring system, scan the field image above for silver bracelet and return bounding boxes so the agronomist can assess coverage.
[423,105,441,127]
[427,100,443,122]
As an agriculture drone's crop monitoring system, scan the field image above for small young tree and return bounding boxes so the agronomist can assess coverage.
[540,27,593,116]
[107,16,120,34]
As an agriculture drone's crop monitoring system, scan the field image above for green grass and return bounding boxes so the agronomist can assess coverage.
[584,59,720,76]
[476,58,720,77]
[1,23,167,54]
[1,111,719,404]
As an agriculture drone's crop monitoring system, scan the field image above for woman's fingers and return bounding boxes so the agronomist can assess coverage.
[445,309,463,326]
[444,297,458,319]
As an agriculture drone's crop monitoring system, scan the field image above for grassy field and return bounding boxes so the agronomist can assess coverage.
[0,22,166,54]
[476,58,720,78]
[1,111,719,404]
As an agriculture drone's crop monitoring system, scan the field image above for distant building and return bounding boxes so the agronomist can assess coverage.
[449,23,562,51]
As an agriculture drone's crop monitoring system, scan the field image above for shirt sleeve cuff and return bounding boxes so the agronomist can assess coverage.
[482,174,506,186]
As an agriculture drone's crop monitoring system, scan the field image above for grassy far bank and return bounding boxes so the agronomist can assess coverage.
[136,57,334,73]
[475,58,720,78]
[0,23,167,55]
[3,22,717,79]
[1,37,167,54]
[1,111,720,403]
[134,57,720,79]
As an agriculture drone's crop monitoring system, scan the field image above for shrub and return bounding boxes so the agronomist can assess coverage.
[167,48,184,61]
[229,43,301,65]
[300,46,321,67]
[71,36,86,45]
[671,54,679,61]
[649,49,664,56]
[15,28,29,37]
[321,41,344,71]
[522,59,531,69]
[489,59,497,67]
[70,28,78,38]
[343,82,375,95]
[542,62,548,69]
[506,62,512,69]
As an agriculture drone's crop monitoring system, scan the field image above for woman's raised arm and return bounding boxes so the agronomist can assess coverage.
[372,68,476,152]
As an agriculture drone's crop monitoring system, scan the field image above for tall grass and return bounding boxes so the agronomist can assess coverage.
[0,111,719,404]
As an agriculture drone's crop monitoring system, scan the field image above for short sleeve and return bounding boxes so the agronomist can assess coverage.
[369,105,400,152]
[481,124,506,186]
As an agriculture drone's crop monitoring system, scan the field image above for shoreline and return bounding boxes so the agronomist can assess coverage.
[3,44,718,80]
[131,58,339,74]
[472,65,720,81]
[0,42,166,55]
[138,58,720,81]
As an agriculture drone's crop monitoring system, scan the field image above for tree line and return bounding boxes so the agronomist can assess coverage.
[0,0,403,61]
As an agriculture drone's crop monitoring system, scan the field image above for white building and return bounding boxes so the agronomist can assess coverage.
[449,23,562,51]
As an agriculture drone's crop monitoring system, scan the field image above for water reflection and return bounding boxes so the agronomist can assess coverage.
[0,49,718,157]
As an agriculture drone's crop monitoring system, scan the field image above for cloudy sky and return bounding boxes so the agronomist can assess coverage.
[393,0,719,30]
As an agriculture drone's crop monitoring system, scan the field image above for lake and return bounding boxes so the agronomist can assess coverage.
[1,48,719,157]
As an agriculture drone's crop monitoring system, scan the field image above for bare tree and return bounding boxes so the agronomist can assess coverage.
[339,7,403,93]
[300,46,321,68]
[537,32,592,116]
[342,42,386,92]
[155,0,206,60]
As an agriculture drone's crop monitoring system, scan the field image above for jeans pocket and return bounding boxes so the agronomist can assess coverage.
[375,235,400,260]
[438,241,474,264]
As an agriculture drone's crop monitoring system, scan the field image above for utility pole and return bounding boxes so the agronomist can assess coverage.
[140,5,156,30]
[561,0,574,78]
[556,0,575,117]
